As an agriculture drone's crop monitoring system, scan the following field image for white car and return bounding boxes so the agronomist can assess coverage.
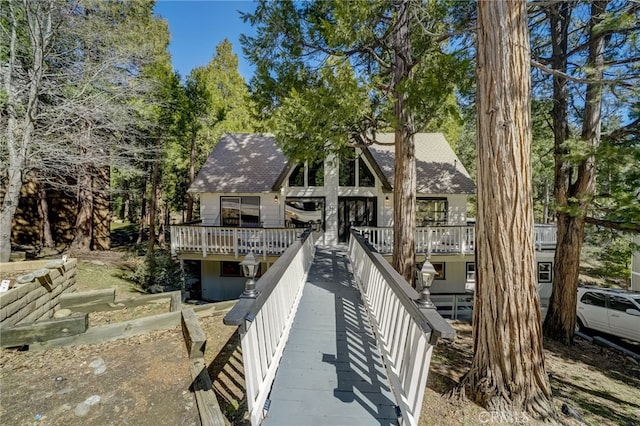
[576,287,640,343]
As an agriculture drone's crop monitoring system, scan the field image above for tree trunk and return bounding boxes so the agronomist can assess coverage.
[0,1,53,262]
[391,0,417,286]
[455,0,555,419]
[137,171,148,245]
[147,155,160,253]
[37,181,55,250]
[185,130,197,222]
[543,0,608,344]
[72,163,94,252]
[92,166,111,250]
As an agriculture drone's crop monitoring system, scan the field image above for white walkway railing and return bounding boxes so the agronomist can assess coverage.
[223,230,316,426]
[170,225,302,259]
[348,230,455,426]
[358,224,556,255]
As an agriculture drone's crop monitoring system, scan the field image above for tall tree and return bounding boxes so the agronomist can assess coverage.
[242,0,469,284]
[1,0,57,262]
[539,0,640,343]
[455,0,555,419]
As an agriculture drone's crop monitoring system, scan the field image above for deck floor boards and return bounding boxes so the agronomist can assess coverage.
[262,246,397,426]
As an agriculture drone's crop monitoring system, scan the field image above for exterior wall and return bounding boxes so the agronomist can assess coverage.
[427,255,473,294]
[201,261,245,301]
[196,148,471,246]
[201,260,272,301]
[0,259,78,326]
[200,193,283,227]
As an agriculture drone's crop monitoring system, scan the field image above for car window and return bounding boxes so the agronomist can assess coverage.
[609,295,635,313]
[581,292,606,307]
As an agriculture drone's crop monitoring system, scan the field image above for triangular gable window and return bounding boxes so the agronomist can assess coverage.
[288,160,324,187]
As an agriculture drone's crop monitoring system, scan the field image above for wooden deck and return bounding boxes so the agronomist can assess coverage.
[262,246,398,425]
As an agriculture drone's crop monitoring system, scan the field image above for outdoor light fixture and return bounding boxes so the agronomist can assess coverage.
[240,252,260,298]
[384,195,390,206]
[417,260,436,308]
[274,195,279,204]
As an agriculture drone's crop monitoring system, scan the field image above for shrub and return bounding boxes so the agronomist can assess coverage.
[125,249,183,293]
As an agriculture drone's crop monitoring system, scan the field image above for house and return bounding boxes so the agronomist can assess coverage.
[171,133,557,317]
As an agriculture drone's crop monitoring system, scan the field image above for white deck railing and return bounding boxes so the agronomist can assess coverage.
[357,224,556,255]
[348,230,455,426]
[170,225,302,259]
[223,230,315,426]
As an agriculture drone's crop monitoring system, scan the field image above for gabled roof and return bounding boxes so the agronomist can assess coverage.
[188,133,288,194]
[367,133,476,194]
[189,132,476,195]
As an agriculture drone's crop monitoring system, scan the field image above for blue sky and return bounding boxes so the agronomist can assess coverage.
[153,1,257,81]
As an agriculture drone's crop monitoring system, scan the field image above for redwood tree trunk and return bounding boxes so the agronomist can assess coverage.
[72,163,94,252]
[37,181,55,250]
[391,0,417,286]
[543,0,607,344]
[457,0,555,418]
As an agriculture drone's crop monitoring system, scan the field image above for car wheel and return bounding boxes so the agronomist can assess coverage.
[575,318,584,333]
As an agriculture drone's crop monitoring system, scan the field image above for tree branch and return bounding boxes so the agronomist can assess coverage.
[585,217,640,233]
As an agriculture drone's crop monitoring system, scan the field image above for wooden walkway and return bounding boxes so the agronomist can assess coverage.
[262,246,398,425]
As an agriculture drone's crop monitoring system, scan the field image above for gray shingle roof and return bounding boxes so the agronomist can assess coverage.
[188,133,288,193]
[367,133,476,194]
[189,132,476,195]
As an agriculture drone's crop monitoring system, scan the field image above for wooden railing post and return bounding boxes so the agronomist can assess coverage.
[201,227,207,258]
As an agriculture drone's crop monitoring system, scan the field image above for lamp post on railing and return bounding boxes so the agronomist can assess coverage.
[240,251,260,298]
[416,260,436,309]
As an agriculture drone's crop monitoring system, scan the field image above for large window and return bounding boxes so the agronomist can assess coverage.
[285,198,325,230]
[339,150,375,187]
[221,196,260,227]
[288,160,324,187]
[416,198,448,226]
[221,261,262,277]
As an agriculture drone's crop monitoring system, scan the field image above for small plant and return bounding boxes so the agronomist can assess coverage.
[125,249,183,293]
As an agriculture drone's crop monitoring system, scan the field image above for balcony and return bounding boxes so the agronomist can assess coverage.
[170,225,304,259]
[355,224,557,256]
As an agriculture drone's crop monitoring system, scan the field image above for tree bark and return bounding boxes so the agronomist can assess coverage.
[37,181,55,250]
[391,0,417,286]
[1,1,53,262]
[72,162,94,252]
[185,130,197,222]
[543,0,608,345]
[455,0,555,419]
[147,154,161,253]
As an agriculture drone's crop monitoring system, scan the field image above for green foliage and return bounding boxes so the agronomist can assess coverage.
[585,230,636,286]
[124,249,183,293]
[242,0,473,159]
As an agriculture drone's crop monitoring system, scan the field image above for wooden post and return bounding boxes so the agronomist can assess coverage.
[0,313,88,348]
[181,308,206,359]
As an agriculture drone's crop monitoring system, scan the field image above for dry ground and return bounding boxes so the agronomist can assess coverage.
[2,256,639,425]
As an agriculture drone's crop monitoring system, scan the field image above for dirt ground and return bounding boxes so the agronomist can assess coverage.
[3,255,639,425]
[0,313,239,426]
[424,322,640,426]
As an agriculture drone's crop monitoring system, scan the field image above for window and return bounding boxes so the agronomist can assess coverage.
[221,196,260,227]
[308,160,324,186]
[433,262,445,280]
[339,151,376,187]
[358,158,375,187]
[285,198,325,230]
[416,198,448,226]
[221,261,262,277]
[288,165,305,186]
[466,262,475,282]
[609,295,634,313]
[581,292,606,308]
[339,155,356,187]
[537,262,552,283]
